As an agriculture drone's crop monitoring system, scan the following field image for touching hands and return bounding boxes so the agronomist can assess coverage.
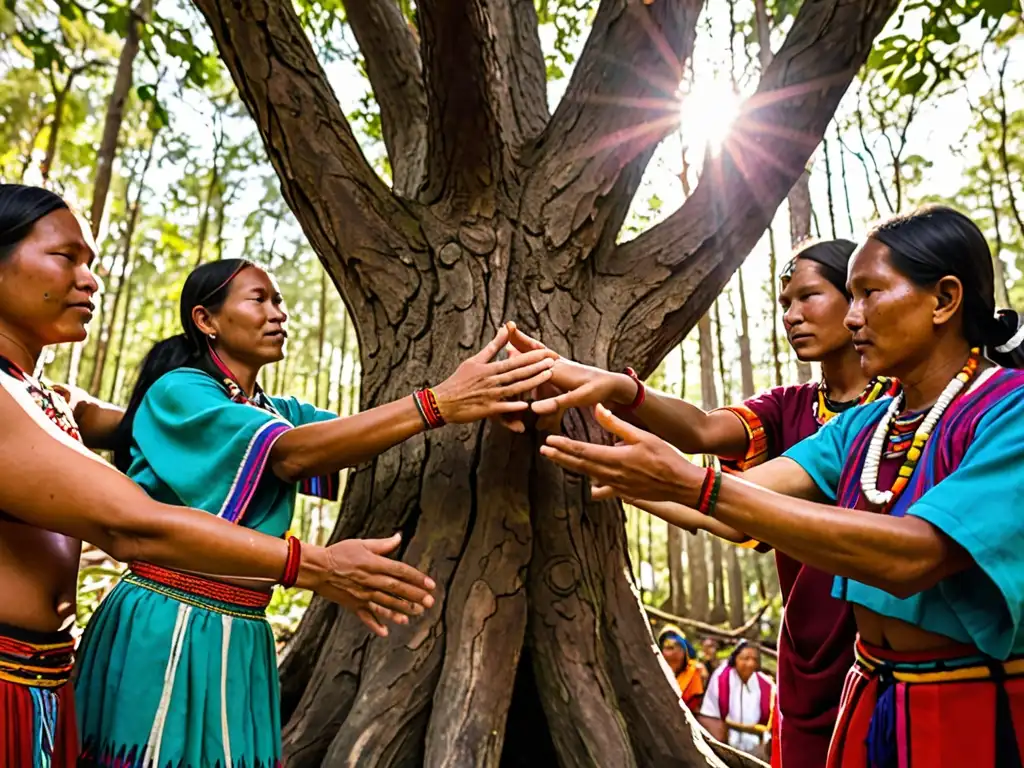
[500,324,638,431]
[309,533,436,637]
[540,403,702,504]
[432,323,557,429]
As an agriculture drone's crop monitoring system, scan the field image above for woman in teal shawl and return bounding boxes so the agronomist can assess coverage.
[75,259,554,768]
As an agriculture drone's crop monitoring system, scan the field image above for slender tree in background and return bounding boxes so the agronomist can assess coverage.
[689,312,718,627]
[89,129,159,394]
[753,0,813,384]
[89,0,154,236]
[94,0,900,762]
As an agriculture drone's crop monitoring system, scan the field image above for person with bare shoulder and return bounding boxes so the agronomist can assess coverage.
[0,184,542,765]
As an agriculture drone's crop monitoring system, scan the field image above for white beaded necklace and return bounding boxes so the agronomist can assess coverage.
[860,355,977,507]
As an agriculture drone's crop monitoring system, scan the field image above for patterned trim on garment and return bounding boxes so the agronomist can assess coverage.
[855,639,1024,684]
[0,356,82,442]
[121,572,268,620]
[0,631,74,688]
[299,472,338,501]
[78,743,284,768]
[129,562,271,609]
[218,420,292,524]
[718,404,768,472]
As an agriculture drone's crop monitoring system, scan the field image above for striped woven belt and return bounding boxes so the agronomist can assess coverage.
[855,638,1024,684]
[125,561,271,620]
[0,623,74,688]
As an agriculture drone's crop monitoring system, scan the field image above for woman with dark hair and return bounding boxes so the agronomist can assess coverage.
[541,205,1024,766]
[505,239,896,768]
[0,184,437,767]
[74,258,554,768]
[657,625,706,712]
[698,641,775,757]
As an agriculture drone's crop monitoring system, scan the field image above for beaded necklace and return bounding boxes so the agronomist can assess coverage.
[813,376,897,426]
[883,411,926,458]
[0,355,82,441]
[860,349,980,507]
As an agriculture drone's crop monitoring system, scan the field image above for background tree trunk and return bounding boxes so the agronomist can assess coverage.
[188,0,899,763]
[667,525,687,616]
[89,0,153,236]
[727,547,745,629]
[709,537,727,625]
[737,268,756,400]
[755,0,814,384]
[89,132,158,394]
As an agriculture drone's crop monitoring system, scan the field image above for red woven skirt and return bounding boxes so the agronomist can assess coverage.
[0,622,78,767]
[827,637,1024,768]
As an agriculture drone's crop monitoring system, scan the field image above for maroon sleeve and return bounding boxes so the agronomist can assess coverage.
[715,387,794,555]
[716,386,791,472]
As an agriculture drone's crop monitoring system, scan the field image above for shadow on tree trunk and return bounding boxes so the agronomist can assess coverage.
[188,0,901,763]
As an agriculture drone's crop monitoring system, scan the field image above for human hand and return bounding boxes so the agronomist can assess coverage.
[484,322,562,432]
[432,323,557,429]
[506,326,638,431]
[306,533,436,637]
[539,404,703,503]
[49,381,91,418]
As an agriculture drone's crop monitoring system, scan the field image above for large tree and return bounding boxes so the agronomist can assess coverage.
[187,0,898,764]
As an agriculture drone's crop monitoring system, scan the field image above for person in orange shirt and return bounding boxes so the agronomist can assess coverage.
[657,625,705,712]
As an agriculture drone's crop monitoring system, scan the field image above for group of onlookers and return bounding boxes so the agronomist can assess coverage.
[657,625,775,759]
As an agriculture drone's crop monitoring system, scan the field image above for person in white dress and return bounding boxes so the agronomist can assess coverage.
[698,641,776,758]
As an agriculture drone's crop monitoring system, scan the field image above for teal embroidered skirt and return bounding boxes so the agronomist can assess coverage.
[75,564,282,768]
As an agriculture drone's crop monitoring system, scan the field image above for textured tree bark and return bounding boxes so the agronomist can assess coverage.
[187,0,899,763]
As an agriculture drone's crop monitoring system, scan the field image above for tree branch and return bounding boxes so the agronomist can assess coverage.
[343,0,428,197]
[995,51,1024,242]
[481,0,550,147]
[524,0,702,268]
[190,0,433,372]
[602,0,900,375]
[417,0,549,206]
[644,603,777,655]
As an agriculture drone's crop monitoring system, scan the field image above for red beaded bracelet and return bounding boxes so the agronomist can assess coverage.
[622,367,646,411]
[696,466,715,512]
[697,466,723,517]
[413,388,446,429]
[281,535,302,589]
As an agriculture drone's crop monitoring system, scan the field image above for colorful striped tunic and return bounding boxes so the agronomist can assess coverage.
[784,366,1024,766]
[75,368,337,768]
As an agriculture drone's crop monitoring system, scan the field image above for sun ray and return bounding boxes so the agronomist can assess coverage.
[677,76,742,159]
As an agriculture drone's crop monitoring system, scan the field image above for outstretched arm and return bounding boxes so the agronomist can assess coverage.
[0,387,436,636]
[542,405,971,598]
[507,327,748,456]
[269,324,556,482]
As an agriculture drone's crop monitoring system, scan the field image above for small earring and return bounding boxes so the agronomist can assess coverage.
[209,333,217,341]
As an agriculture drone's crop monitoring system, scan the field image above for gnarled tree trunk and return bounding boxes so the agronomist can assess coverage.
[188,0,898,764]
